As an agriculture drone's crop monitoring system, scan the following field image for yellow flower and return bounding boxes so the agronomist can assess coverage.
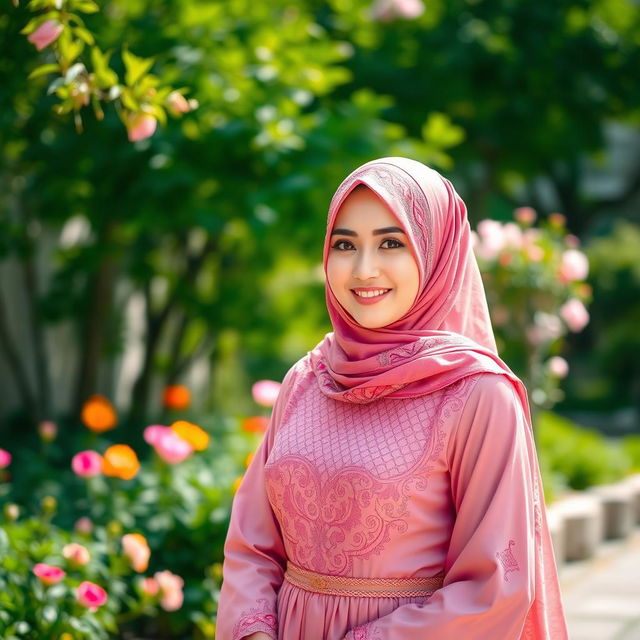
[102,445,140,480]
[81,395,117,433]
[245,452,254,468]
[232,476,243,494]
[171,421,209,451]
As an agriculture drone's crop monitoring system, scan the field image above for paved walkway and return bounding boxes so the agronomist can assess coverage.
[560,529,640,639]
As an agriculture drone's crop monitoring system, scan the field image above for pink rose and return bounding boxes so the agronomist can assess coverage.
[558,249,589,283]
[514,207,536,226]
[154,570,184,611]
[154,429,193,464]
[0,448,11,469]
[71,450,102,477]
[27,20,63,51]
[502,222,523,249]
[560,298,589,332]
[122,533,151,572]
[475,219,505,260]
[63,543,90,567]
[76,581,107,611]
[251,380,282,408]
[141,576,160,596]
[126,113,157,142]
[548,356,569,379]
[372,0,424,21]
[143,424,171,446]
[33,563,66,586]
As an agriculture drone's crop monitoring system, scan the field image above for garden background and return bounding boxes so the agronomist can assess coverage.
[1,0,640,638]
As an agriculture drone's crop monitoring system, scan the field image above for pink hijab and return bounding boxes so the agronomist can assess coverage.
[309,157,568,638]
[309,156,520,404]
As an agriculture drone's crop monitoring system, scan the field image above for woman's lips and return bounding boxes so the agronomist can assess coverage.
[350,288,392,305]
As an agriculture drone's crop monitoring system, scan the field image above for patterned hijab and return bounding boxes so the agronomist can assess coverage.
[309,156,517,404]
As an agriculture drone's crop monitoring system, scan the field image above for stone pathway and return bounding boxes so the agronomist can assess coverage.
[560,529,640,639]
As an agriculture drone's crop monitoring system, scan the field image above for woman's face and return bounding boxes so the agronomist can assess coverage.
[326,186,420,329]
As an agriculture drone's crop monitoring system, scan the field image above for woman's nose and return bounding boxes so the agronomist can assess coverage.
[352,249,380,280]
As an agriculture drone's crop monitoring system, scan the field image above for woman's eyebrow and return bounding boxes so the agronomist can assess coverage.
[331,226,405,236]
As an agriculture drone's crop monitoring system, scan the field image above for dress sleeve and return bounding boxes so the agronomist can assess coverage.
[215,367,298,640]
[345,373,540,640]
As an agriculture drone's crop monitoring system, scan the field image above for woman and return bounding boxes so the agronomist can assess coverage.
[215,157,568,640]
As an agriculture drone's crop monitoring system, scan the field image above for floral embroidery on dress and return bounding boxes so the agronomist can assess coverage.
[232,598,277,640]
[265,373,480,574]
[345,622,382,640]
[496,540,520,582]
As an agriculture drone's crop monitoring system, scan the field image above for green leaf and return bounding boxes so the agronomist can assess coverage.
[122,48,154,86]
[28,63,60,79]
[72,0,100,13]
[74,26,95,46]
[20,12,59,35]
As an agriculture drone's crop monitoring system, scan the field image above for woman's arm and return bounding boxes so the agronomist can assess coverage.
[343,374,567,640]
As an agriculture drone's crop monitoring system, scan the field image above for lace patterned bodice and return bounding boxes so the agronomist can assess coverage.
[264,367,480,575]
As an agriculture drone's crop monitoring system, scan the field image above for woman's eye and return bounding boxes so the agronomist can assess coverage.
[381,238,404,249]
[332,240,355,251]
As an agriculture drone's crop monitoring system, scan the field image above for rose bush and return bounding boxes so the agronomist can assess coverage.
[473,209,592,412]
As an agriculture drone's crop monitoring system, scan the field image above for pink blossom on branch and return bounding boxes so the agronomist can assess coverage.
[77,581,107,612]
[560,298,590,332]
[122,533,151,572]
[548,356,569,378]
[514,207,536,226]
[126,112,157,142]
[154,570,184,611]
[372,0,424,21]
[63,543,91,567]
[149,427,193,464]
[27,20,64,51]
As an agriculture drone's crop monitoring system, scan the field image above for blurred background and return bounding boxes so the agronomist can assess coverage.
[1,0,640,638]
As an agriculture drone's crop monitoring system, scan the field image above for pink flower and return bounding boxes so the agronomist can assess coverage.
[122,533,151,572]
[475,219,505,260]
[76,581,107,612]
[372,0,424,21]
[514,207,536,226]
[502,222,523,249]
[251,380,282,408]
[71,450,103,477]
[548,356,569,379]
[38,420,57,443]
[526,312,564,346]
[27,20,63,51]
[560,298,589,332]
[166,91,192,115]
[154,429,193,464]
[74,516,93,535]
[63,543,90,567]
[558,249,589,283]
[126,113,157,142]
[33,563,66,586]
[141,576,160,596]
[154,570,184,612]
[143,424,171,446]
[0,448,11,469]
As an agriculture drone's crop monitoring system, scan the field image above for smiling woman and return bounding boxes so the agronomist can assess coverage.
[215,157,568,640]
[327,186,420,329]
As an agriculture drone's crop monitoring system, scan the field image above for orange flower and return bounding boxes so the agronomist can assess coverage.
[171,420,209,451]
[232,476,243,494]
[102,445,140,480]
[241,416,269,433]
[122,533,150,572]
[163,385,191,410]
[81,395,117,433]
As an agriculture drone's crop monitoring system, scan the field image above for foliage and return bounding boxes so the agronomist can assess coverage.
[0,387,270,638]
[537,410,632,496]
[473,209,591,411]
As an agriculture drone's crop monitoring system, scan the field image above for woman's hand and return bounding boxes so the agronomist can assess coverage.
[242,634,272,640]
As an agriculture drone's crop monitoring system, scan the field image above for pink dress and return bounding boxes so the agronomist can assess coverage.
[215,357,566,640]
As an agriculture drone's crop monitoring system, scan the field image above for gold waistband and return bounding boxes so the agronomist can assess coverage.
[284,562,444,598]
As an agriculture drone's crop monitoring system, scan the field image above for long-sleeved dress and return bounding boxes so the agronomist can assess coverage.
[215,355,567,640]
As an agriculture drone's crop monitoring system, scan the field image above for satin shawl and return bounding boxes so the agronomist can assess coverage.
[309,156,518,404]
